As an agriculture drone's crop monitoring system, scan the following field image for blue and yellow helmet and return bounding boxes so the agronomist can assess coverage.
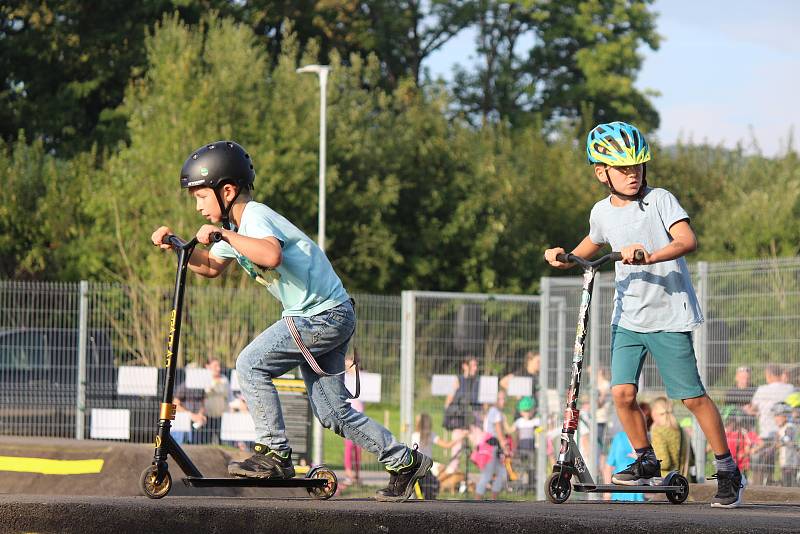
[586,121,651,166]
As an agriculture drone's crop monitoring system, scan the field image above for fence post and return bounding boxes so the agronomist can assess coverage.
[399,291,416,445]
[693,261,709,482]
[536,277,551,501]
[587,275,602,489]
[556,301,566,397]
[76,280,88,440]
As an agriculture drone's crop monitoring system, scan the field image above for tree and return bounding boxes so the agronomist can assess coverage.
[451,0,660,129]
[530,0,661,130]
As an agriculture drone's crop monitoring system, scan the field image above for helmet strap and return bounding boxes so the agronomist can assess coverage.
[214,184,243,231]
[603,163,649,207]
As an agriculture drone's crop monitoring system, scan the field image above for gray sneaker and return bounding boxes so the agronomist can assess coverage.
[710,470,746,508]
[611,454,663,486]
[228,444,295,479]
[375,447,433,502]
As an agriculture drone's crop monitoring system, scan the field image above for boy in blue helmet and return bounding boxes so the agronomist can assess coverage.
[544,122,746,508]
[151,141,431,501]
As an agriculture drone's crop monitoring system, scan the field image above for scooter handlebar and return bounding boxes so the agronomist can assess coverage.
[163,232,222,250]
[552,249,643,269]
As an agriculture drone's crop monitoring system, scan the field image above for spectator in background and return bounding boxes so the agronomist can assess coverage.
[174,357,231,445]
[512,396,540,492]
[173,365,206,445]
[442,356,482,475]
[500,351,540,419]
[650,397,683,478]
[750,365,795,439]
[604,425,645,502]
[724,366,755,415]
[724,409,757,480]
[475,389,510,500]
[202,357,231,445]
[749,365,795,484]
[772,403,800,487]
[412,413,456,499]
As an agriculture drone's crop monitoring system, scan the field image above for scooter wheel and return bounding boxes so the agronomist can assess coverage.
[546,472,572,504]
[666,474,689,504]
[306,466,337,500]
[140,465,172,499]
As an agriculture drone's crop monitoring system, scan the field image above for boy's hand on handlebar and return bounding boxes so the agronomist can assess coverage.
[621,244,649,264]
[544,247,569,267]
[196,224,223,245]
[151,226,173,250]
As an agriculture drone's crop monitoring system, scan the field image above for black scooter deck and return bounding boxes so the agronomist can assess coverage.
[573,483,684,493]
[183,476,327,488]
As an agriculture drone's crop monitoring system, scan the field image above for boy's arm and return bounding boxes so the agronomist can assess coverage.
[627,220,697,264]
[187,248,232,278]
[545,236,604,269]
[197,225,282,269]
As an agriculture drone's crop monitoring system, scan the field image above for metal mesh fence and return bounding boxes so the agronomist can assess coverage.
[2,255,800,493]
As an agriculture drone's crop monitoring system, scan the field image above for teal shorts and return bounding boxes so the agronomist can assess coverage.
[610,325,705,400]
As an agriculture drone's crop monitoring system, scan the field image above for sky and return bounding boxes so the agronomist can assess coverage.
[425,0,800,158]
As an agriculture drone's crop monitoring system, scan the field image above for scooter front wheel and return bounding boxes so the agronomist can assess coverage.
[306,466,338,500]
[140,464,172,499]
[665,473,689,504]
[546,472,572,504]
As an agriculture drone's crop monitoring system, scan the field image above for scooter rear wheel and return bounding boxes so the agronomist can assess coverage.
[306,466,337,500]
[546,472,572,504]
[140,465,172,499]
[665,474,689,504]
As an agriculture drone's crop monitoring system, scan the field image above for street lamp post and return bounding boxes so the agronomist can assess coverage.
[296,64,330,467]
[296,64,330,252]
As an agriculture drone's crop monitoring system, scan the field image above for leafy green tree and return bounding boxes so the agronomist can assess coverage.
[0,133,97,279]
[451,0,661,129]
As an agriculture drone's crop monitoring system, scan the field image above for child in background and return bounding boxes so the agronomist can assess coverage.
[512,396,540,491]
[724,409,756,480]
[475,390,510,499]
[650,397,682,477]
[772,403,799,487]
[412,413,457,460]
[605,427,645,502]
[412,413,456,499]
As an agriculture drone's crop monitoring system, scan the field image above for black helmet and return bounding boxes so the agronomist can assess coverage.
[180,141,256,230]
[180,141,255,190]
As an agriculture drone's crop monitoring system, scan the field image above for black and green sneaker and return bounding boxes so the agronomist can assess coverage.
[228,444,295,479]
[375,447,433,502]
[611,453,662,486]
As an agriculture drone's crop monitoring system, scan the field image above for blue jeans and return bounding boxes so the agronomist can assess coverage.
[236,300,410,469]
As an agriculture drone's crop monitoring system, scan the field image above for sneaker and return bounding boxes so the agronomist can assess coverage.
[611,454,663,486]
[710,470,746,508]
[228,444,295,479]
[375,447,433,502]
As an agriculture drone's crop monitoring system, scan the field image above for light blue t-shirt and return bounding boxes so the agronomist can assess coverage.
[210,201,350,317]
[588,187,703,333]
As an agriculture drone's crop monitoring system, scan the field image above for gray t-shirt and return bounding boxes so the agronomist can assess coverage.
[588,187,704,332]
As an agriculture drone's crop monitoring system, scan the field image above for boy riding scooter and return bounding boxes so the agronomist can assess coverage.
[151,141,431,502]
[545,122,746,508]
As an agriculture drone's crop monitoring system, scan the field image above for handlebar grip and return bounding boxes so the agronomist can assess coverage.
[210,231,223,243]
[165,235,184,248]
[609,252,622,262]
[555,253,570,263]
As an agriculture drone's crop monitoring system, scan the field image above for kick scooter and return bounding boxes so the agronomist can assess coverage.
[140,233,337,500]
[544,250,689,505]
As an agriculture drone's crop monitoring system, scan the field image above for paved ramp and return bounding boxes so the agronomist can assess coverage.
[1,495,800,534]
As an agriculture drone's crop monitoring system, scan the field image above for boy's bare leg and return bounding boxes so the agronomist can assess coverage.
[682,394,730,454]
[612,384,650,448]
